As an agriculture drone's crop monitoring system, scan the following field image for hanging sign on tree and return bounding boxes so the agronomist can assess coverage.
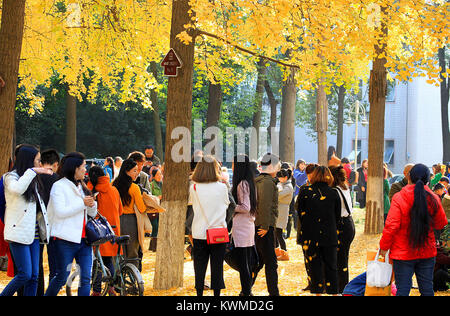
[161,49,183,77]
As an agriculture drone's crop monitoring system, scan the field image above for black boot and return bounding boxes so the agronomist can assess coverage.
[149,238,158,252]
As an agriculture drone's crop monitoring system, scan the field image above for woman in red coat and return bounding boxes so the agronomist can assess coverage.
[87,166,123,296]
[379,164,448,296]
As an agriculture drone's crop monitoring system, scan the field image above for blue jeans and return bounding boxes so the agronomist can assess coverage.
[47,238,58,281]
[393,257,436,296]
[0,239,40,296]
[45,239,93,296]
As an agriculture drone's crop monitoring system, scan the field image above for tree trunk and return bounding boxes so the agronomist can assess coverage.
[279,69,297,164]
[264,80,278,143]
[153,0,196,290]
[0,0,26,175]
[206,82,222,128]
[65,89,77,153]
[150,61,164,161]
[251,59,266,157]
[439,47,450,163]
[336,86,346,158]
[316,83,328,166]
[365,10,388,235]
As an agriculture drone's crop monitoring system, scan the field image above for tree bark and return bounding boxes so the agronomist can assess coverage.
[206,82,222,128]
[252,59,267,157]
[316,83,328,166]
[336,86,346,158]
[150,61,164,161]
[65,89,77,153]
[153,0,196,290]
[365,9,388,235]
[0,0,26,175]
[279,69,297,164]
[439,47,450,163]
[264,80,278,142]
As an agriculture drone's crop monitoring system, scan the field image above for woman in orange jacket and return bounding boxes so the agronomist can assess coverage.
[88,166,123,296]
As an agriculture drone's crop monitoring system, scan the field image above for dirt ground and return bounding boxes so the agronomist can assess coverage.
[1,208,448,296]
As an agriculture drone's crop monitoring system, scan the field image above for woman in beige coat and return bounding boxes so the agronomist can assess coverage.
[275,169,294,261]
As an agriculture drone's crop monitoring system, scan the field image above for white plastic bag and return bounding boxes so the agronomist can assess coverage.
[366,250,393,288]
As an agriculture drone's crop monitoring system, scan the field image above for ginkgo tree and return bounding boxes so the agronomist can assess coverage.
[0,0,173,174]
[20,0,171,105]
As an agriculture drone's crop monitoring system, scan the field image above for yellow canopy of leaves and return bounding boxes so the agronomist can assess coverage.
[16,0,171,113]
[1,0,448,113]
[191,0,449,91]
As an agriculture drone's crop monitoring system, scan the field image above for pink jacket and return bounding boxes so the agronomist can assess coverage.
[232,181,255,248]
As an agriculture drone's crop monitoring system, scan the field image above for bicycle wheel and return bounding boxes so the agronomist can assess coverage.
[91,263,112,296]
[120,263,144,296]
[65,261,111,296]
[66,269,80,297]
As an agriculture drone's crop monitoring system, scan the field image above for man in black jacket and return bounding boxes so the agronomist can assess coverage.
[37,149,60,296]
[253,153,280,296]
[388,164,413,202]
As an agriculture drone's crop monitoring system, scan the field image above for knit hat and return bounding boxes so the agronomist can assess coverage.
[260,153,281,174]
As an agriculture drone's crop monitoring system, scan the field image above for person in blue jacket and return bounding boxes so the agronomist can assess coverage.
[293,159,308,198]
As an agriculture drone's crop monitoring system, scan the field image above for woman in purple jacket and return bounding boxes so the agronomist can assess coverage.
[231,154,258,296]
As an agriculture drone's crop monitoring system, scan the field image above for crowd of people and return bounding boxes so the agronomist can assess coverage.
[0,144,163,296]
[0,143,448,296]
[187,147,448,297]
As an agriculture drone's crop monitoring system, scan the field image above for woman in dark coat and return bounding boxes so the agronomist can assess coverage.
[356,159,368,208]
[297,166,342,295]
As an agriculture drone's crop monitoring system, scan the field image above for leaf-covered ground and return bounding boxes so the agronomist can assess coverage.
[1,208,448,296]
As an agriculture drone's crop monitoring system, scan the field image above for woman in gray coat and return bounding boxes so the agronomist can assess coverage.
[275,169,294,261]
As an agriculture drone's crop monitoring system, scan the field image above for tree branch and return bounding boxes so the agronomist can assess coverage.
[196,29,302,70]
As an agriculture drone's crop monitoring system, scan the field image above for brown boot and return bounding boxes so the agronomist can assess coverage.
[275,248,282,258]
[277,250,289,261]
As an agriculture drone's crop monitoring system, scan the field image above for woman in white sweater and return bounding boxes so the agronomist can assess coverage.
[1,145,52,296]
[45,152,97,296]
[188,155,230,297]
[330,166,355,294]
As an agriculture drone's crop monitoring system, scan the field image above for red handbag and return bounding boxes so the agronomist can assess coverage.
[194,184,229,245]
[206,227,229,245]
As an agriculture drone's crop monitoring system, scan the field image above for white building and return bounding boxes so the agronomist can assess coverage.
[294,77,444,174]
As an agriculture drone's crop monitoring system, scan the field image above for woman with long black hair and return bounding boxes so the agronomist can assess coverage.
[45,152,97,296]
[0,145,51,296]
[327,146,341,168]
[380,163,448,296]
[113,159,147,271]
[231,154,258,296]
[330,165,355,293]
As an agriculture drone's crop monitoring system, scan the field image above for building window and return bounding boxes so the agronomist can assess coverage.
[386,80,396,102]
[384,140,395,165]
